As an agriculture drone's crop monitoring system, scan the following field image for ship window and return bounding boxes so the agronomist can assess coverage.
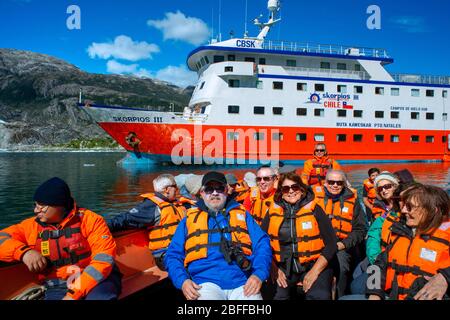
[228,79,240,88]
[443,90,448,98]
[314,109,324,117]
[426,112,434,120]
[315,83,325,92]
[254,132,265,140]
[337,85,347,93]
[375,87,384,95]
[391,135,400,143]
[426,90,434,97]
[297,83,307,91]
[273,107,283,115]
[391,88,400,96]
[228,105,239,114]
[375,111,384,118]
[273,82,283,90]
[297,108,307,116]
[354,86,363,94]
[353,134,363,142]
[426,136,434,143]
[443,136,447,143]
[411,135,420,143]
[337,134,347,142]
[354,64,361,71]
[196,62,201,70]
[200,57,206,66]
[213,55,225,63]
[286,59,297,67]
[296,133,307,141]
[228,55,235,61]
[245,57,255,62]
[444,113,448,121]
[314,134,325,142]
[200,81,205,89]
[227,132,239,140]
[411,89,420,97]
[354,110,363,118]
[391,111,399,119]
[254,106,265,115]
[224,66,233,72]
[411,112,420,120]
[375,135,384,142]
[337,63,347,70]
[320,62,330,69]
[204,56,209,64]
[337,110,347,117]
[256,80,263,89]
[272,132,284,141]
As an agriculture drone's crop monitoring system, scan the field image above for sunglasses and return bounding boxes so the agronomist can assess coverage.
[166,184,178,189]
[377,184,393,193]
[256,175,275,183]
[402,202,419,212]
[327,180,344,186]
[315,149,326,152]
[34,202,49,213]
[204,185,226,194]
[281,184,302,194]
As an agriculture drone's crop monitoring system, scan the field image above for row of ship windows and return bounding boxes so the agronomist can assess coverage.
[227,132,444,144]
[225,79,449,98]
[196,55,362,71]
[227,105,447,121]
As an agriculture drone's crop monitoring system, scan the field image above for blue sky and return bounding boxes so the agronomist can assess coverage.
[1,0,449,87]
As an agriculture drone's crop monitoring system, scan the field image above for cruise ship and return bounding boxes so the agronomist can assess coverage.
[80,0,450,164]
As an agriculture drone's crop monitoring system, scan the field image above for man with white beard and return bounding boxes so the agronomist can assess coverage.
[165,171,272,300]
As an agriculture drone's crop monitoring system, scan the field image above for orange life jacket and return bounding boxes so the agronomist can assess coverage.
[184,206,252,267]
[234,181,249,203]
[141,193,185,251]
[249,186,275,225]
[385,221,450,300]
[371,201,393,220]
[380,213,401,250]
[178,196,197,207]
[34,209,91,279]
[309,157,334,186]
[313,186,356,240]
[267,201,324,264]
[363,179,377,205]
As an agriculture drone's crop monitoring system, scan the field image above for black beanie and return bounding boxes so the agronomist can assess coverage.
[33,177,73,210]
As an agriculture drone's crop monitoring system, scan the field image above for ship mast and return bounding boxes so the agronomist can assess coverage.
[254,0,281,40]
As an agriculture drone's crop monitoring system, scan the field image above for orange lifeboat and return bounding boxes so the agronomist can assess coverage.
[0,230,167,300]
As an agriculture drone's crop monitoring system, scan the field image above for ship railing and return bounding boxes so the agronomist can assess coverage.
[391,73,450,85]
[262,40,389,59]
[284,66,370,80]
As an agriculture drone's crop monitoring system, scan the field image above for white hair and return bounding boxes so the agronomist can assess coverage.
[326,169,347,182]
[153,174,176,193]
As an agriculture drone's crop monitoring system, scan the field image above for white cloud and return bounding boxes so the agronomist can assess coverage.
[106,60,139,74]
[87,35,160,61]
[155,65,197,87]
[391,16,430,33]
[148,11,210,46]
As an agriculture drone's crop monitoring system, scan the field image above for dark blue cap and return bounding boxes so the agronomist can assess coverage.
[33,177,73,209]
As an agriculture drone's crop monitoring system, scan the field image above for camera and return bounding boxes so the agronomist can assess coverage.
[220,236,252,272]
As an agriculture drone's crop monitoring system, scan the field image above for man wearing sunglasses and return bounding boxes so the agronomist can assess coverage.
[107,174,186,271]
[300,143,341,187]
[312,170,367,298]
[165,171,272,300]
[243,165,278,225]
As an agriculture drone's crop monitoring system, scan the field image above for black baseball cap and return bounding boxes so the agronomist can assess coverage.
[202,171,227,186]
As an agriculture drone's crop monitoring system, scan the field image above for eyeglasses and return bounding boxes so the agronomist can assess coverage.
[281,184,302,194]
[402,202,420,212]
[256,175,275,183]
[34,202,49,212]
[377,184,393,193]
[327,180,345,186]
[204,185,226,194]
[315,149,326,152]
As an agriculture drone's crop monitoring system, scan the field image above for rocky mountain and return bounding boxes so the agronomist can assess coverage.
[0,49,193,150]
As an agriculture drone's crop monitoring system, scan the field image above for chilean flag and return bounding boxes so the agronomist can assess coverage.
[343,103,353,110]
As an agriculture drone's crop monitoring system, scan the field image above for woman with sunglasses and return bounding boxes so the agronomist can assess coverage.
[262,172,338,300]
[367,184,450,300]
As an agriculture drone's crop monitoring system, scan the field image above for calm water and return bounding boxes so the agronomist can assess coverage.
[0,152,449,229]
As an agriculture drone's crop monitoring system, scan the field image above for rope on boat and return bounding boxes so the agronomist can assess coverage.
[11,285,46,300]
